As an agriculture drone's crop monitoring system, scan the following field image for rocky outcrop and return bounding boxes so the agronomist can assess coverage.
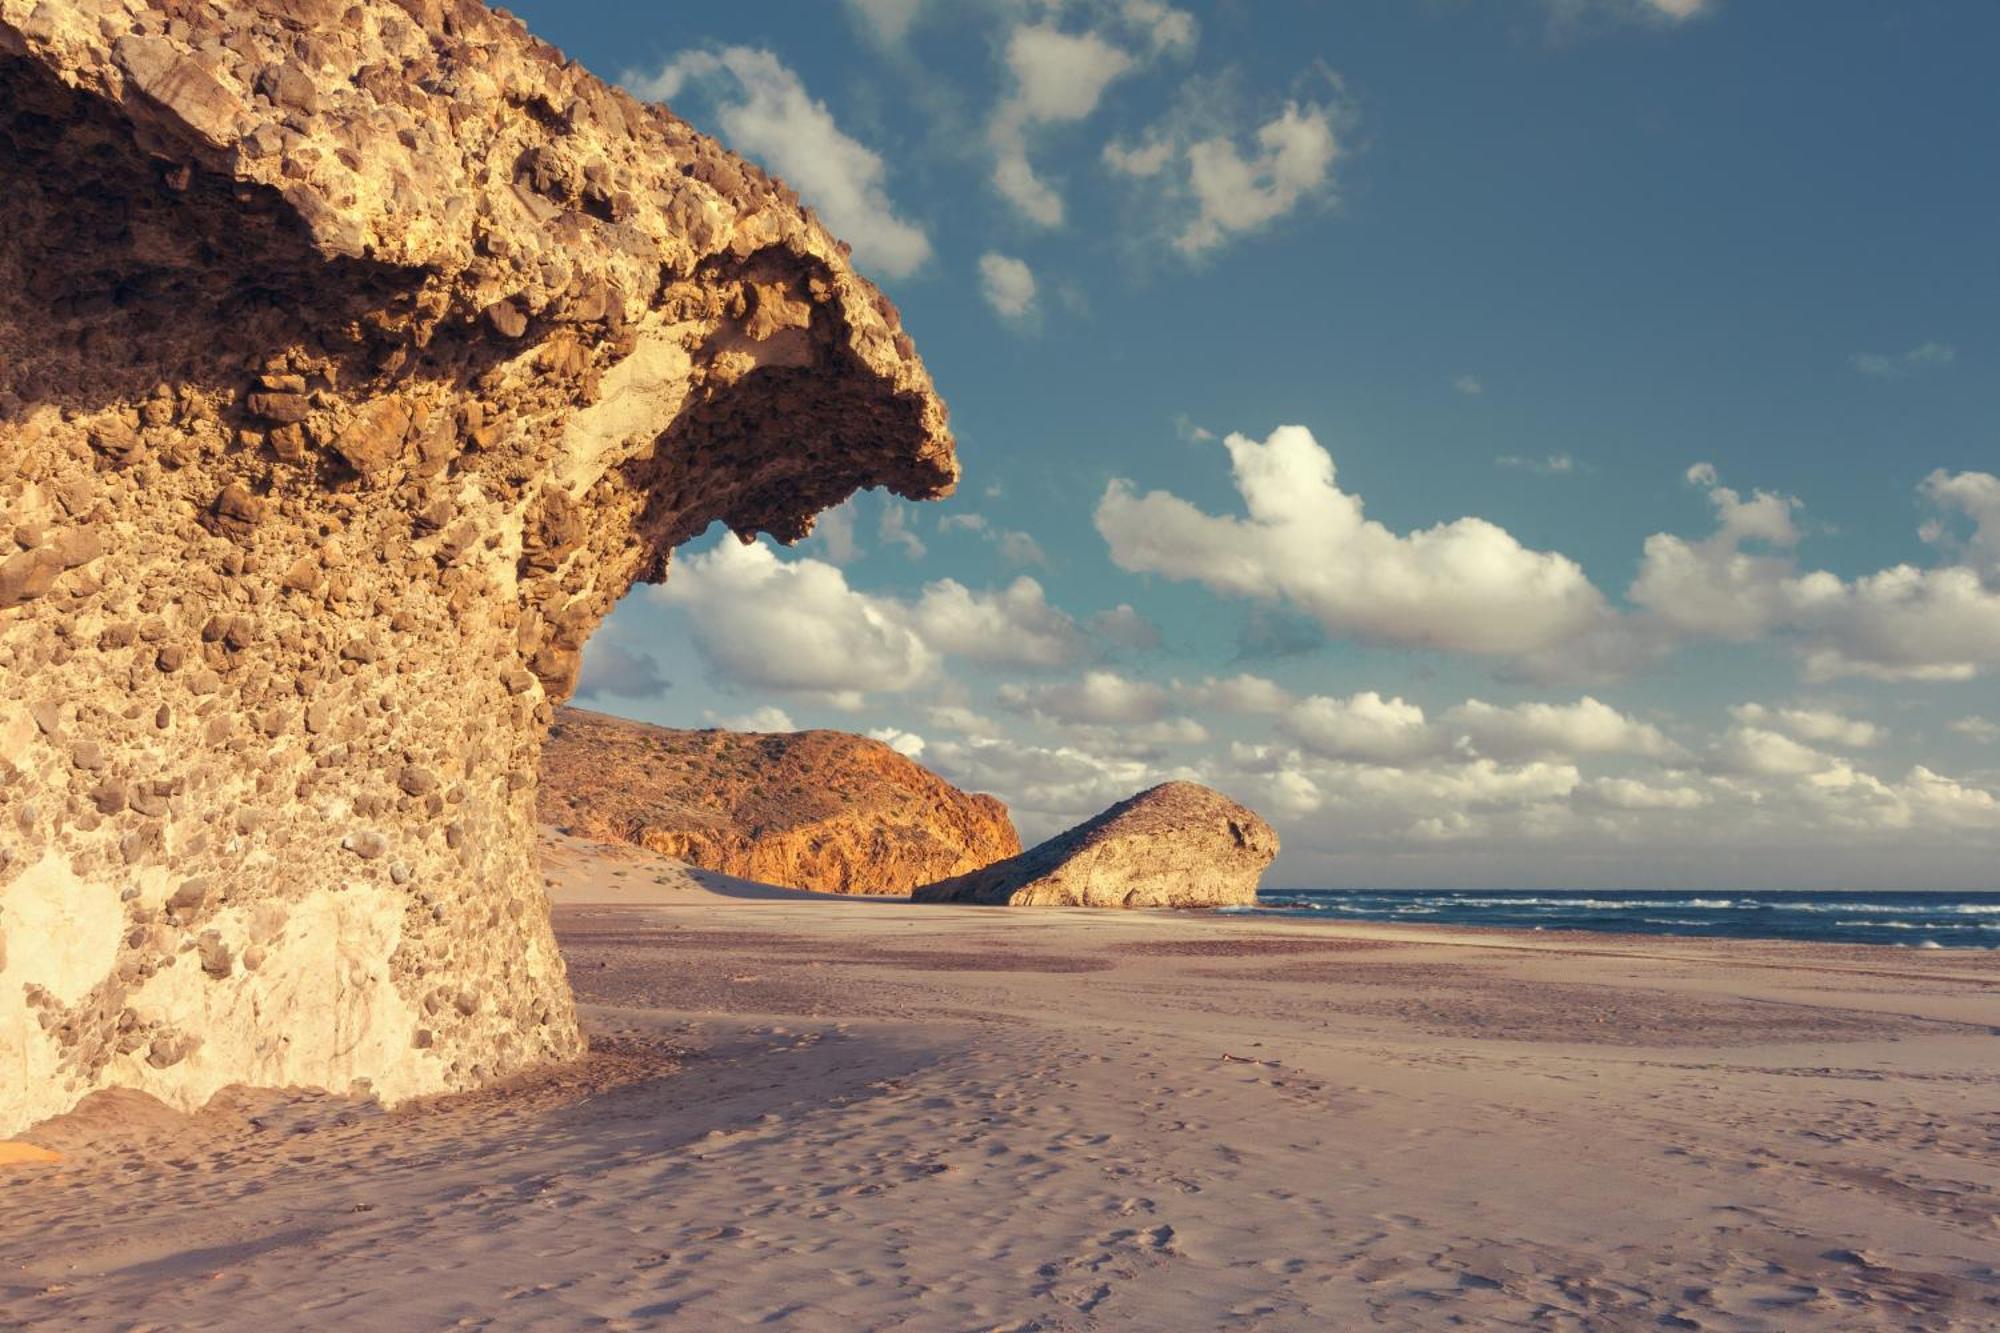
[914,783,1278,909]
[540,708,1019,895]
[0,0,955,1135]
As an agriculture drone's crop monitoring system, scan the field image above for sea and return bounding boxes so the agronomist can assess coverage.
[1235,889,2000,949]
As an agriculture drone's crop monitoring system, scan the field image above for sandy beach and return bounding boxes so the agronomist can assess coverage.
[3,834,1997,1331]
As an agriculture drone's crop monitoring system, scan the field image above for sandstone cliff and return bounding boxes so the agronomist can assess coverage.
[0,0,954,1135]
[914,782,1279,909]
[540,708,1019,896]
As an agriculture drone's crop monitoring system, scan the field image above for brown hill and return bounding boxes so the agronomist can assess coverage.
[540,708,1019,895]
[914,781,1278,909]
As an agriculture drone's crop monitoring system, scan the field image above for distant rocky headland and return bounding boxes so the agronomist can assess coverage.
[540,708,1019,896]
[0,0,954,1135]
[915,781,1279,909]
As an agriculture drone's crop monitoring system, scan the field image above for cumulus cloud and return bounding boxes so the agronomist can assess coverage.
[1284,692,1437,764]
[1851,341,1957,379]
[1708,725,1836,778]
[1729,703,1881,749]
[1097,425,1617,664]
[711,705,797,732]
[1950,715,1999,744]
[658,544,1098,702]
[867,725,927,757]
[879,502,928,560]
[847,0,923,44]
[1446,697,1676,762]
[1578,776,1709,811]
[938,511,1050,568]
[627,48,931,278]
[1001,669,1171,725]
[908,576,1086,667]
[808,497,862,564]
[1633,465,2000,681]
[925,733,1179,841]
[1107,98,1340,256]
[656,539,936,708]
[978,252,1039,322]
[574,642,671,701]
[989,25,1136,225]
[1091,604,1163,651]
[1182,673,1294,715]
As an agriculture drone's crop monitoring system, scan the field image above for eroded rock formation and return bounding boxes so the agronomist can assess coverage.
[540,708,1019,896]
[914,782,1278,909]
[0,0,954,1135]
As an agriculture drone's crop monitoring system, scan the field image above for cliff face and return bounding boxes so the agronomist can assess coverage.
[914,782,1278,909]
[540,708,1020,896]
[0,0,954,1135]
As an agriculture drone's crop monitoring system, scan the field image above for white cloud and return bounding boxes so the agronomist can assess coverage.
[809,497,862,564]
[978,252,1039,322]
[1921,468,2000,577]
[847,0,923,44]
[710,705,798,732]
[1001,669,1171,725]
[1446,697,1676,762]
[1851,341,1957,379]
[999,531,1051,568]
[1119,0,1197,54]
[1091,604,1162,650]
[879,501,928,560]
[908,576,1086,668]
[1708,725,1836,778]
[867,725,927,757]
[939,511,1050,568]
[1950,715,1999,744]
[1182,673,1294,715]
[1546,0,1714,26]
[1109,100,1340,257]
[1578,776,1708,811]
[925,733,1178,841]
[659,544,1099,701]
[627,48,931,278]
[1097,424,1616,664]
[1182,101,1339,254]
[1284,692,1437,764]
[1496,453,1577,475]
[1729,703,1881,749]
[1634,465,2000,681]
[575,642,671,700]
[990,24,1137,226]
[1454,375,1485,397]
[656,539,936,708]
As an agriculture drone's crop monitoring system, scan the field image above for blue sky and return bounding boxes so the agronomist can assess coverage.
[509,0,2000,890]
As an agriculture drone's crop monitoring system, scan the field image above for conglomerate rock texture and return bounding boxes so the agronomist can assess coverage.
[914,782,1279,909]
[0,0,955,1135]
[540,708,1020,896]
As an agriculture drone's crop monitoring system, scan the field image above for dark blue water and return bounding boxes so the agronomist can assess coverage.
[1236,890,2000,948]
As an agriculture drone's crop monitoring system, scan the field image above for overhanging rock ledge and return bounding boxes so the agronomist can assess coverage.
[0,0,955,1135]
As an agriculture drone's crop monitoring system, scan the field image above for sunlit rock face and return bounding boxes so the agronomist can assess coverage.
[914,783,1278,909]
[541,708,1021,896]
[0,0,954,1135]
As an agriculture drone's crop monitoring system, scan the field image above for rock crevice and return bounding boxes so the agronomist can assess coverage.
[0,0,954,1135]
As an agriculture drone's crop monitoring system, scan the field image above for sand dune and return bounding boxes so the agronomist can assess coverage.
[3,836,1996,1329]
